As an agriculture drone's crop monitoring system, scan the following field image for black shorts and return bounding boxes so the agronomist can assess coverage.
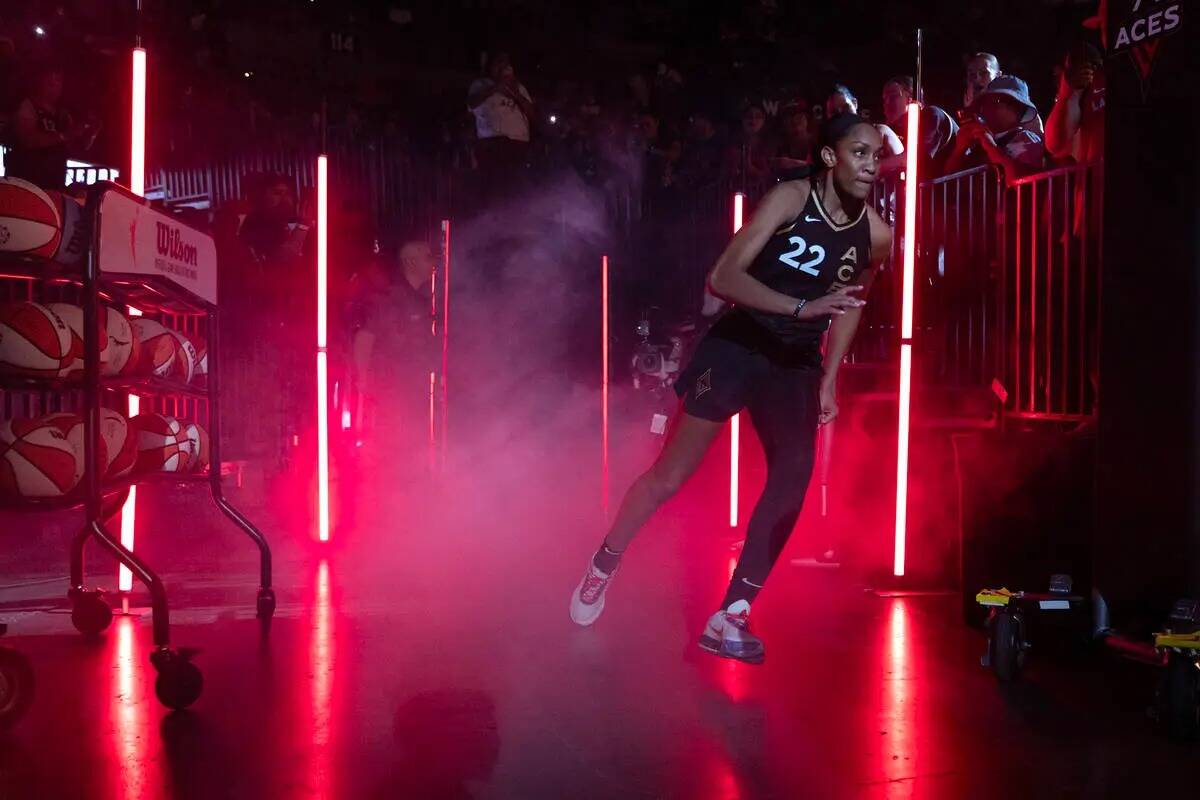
[674,330,821,424]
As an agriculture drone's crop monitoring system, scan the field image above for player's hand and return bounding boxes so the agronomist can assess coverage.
[818,377,838,425]
[798,286,865,319]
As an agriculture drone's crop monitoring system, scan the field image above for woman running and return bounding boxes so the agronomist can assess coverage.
[569,114,892,664]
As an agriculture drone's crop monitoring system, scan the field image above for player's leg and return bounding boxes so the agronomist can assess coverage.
[569,410,722,626]
[699,367,821,663]
[570,335,757,626]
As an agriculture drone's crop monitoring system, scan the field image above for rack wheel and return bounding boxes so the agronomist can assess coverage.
[70,592,113,637]
[989,610,1024,682]
[0,647,35,731]
[152,649,203,711]
[1159,652,1200,741]
[256,588,276,620]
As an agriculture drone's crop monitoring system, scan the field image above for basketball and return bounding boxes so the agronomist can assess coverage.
[99,408,136,479]
[0,416,84,498]
[116,313,142,376]
[0,177,62,259]
[167,328,198,384]
[0,301,75,378]
[130,318,181,378]
[39,412,97,481]
[130,413,194,473]
[192,336,208,386]
[52,192,88,266]
[46,304,137,378]
[182,421,211,473]
[41,409,136,481]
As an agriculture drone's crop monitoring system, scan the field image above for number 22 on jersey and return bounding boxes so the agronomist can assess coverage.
[778,236,825,276]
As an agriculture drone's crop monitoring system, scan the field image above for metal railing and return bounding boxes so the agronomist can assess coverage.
[916,166,1006,389]
[1004,162,1102,420]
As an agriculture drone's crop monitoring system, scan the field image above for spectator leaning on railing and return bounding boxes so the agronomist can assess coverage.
[962,52,1044,135]
[944,75,1045,182]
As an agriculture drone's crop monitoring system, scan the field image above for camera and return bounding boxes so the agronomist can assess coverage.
[631,311,688,392]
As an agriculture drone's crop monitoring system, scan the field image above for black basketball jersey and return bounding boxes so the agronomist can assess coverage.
[713,181,874,363]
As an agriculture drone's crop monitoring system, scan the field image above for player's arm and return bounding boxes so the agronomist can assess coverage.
[819,211,892,424]
[707,182,864,320]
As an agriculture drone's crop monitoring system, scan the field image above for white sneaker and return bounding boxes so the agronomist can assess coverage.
[697,599,765,664]
[569,560,618,626]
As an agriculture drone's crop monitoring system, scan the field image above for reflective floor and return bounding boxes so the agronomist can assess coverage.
[0,449,1191,800]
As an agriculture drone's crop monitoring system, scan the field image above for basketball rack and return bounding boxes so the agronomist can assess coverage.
[0,181,274,713]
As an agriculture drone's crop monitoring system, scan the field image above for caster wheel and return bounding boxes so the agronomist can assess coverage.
[989,610,1024,682]
[1159,653,1200,741]
[152,651,203,711]
[0,647,35,731]
[256,588,276,620]
[71,592,113,637]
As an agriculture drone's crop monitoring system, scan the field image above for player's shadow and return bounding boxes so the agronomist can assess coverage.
[374,688,501,800]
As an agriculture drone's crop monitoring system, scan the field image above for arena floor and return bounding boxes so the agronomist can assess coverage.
[0,439,1190,800]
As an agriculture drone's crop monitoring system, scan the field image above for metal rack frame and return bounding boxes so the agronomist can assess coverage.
[1,181,275,711]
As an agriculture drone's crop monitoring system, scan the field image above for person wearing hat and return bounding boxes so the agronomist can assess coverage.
[945,74,1045,181]
[962,52,1045,135]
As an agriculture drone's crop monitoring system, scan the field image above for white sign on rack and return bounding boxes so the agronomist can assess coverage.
[98,189,218,305]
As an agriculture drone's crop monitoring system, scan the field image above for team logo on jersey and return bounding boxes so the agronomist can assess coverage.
[835,247,860,283]
[694,369,713,399]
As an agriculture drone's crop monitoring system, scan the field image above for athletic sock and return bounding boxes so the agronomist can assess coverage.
[592,542,623,575]
[721,576,763,610]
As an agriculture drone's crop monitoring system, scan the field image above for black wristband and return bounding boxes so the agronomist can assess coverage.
[791,300,807,319]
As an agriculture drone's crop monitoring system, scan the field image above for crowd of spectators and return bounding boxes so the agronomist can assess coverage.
[0,1,1106,205]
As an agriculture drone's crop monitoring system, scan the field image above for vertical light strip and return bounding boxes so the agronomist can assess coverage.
[117,48,146,592]
[729,193,745,528]
[130,48,146,196]
[118,306,143,593]
[440,220,450,468]
[316,155,330,542]
[893,102,920,577]
[601,254,610,516]
[429,233,438,467]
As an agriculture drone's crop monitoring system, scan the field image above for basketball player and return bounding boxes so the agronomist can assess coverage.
[569,114,892,664]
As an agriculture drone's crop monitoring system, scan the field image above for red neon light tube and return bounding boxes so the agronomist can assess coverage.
[118,48,146,592]
[730,193,745,527]
[118,311,142,592]
[130,48,146,196]
[893,103,920,577]
[316,155,330,542]
[601,255,610,515]
[440,220,450,468]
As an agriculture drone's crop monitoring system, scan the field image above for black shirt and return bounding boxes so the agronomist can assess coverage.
[711,182,873,368]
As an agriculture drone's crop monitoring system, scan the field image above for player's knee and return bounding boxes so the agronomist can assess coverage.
[646,465,689,501]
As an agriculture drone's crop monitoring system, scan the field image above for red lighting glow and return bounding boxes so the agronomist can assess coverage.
[309,558,334,795]
[601,254,610,515]
[130,48,146,197]
[730,193,745,527]
[316,155,330,542]
[111,618,151,795]
[893,103,920,577]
